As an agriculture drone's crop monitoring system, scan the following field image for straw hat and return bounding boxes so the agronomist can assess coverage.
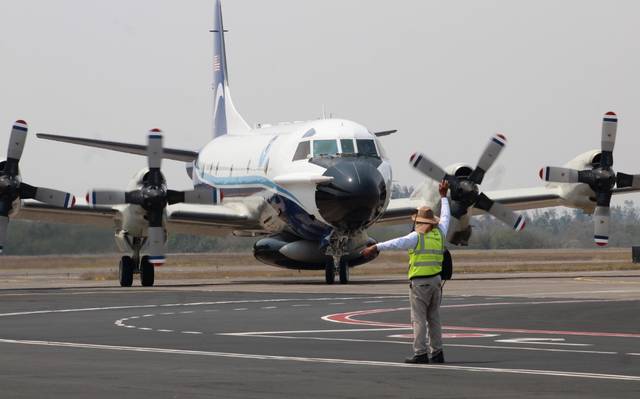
[412,206,439,233]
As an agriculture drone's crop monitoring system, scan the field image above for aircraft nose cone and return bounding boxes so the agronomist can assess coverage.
[315,159,387,231]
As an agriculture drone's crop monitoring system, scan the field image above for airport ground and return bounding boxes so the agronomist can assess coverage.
[0,248,639,398]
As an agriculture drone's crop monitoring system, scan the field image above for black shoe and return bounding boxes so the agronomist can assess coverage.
[404,353,429,364]
[430,351,445,363]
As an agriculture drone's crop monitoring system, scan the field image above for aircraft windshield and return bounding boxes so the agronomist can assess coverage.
[313,140,339,156]
[356,139,378,157]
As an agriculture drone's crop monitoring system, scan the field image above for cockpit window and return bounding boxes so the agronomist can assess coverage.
[340,139,355,154]
[313,140,338,156]
[356,139,378,157]
[292,141,310,161]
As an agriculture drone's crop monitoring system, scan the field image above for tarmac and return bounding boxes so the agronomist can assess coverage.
[1,271,639,398]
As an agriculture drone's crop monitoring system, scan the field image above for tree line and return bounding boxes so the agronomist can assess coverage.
[5,201,640,255]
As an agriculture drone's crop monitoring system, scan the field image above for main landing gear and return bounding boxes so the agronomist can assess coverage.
[325,256,350,285]
[118,236,155,287]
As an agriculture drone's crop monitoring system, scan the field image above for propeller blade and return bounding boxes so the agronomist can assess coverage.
[616,172,640,189]
[0,215,8,254]
[19,183,75,208]
[87,190,126,206]
[147,129,163,169]
[539,166,580,183]
[469,134,507,184]
[600,112,617,167]
[475,193,526,231]
[147,226,165,265]
[7,120,28,163]
[167,187,223,205]
[593,206,610,247]
[410,153,448,182]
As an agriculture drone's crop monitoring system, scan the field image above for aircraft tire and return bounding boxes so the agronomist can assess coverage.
[140,256,155,287]
[325,262,335,284]
[338,260,349,284]
[119,256,134,287]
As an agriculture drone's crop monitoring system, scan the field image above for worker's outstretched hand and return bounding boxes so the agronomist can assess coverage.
[439,180,449,197]
[361,244,378,260]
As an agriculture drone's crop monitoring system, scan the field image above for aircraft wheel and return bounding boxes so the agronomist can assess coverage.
[119,256,134,287]
[325,262,335,285]
[338,260,349,284]
[140,256,155,287]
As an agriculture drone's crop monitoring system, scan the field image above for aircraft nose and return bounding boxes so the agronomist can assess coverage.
[315,159,387,231]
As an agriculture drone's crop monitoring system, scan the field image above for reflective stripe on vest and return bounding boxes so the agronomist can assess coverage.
[408,228,444,279]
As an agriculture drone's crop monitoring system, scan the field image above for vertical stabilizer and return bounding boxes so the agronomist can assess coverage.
[212,0,250,137]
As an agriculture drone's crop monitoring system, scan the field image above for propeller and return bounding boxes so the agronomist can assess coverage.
[539,112,637,246]
[87,129,221,265]
[0,120,76,253]
[410,134,526,231]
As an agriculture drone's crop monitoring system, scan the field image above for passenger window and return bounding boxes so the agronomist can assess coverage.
[340,139,355,154]
[356,139,378,157]
[313,140,338,156]
[292,141,310,161]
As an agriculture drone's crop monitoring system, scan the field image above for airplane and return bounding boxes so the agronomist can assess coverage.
[4,0,639,286]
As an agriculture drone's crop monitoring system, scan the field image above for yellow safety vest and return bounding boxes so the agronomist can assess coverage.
[408,228,444,279]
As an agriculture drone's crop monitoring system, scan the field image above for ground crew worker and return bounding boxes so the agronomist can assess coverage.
[362,180,450,364]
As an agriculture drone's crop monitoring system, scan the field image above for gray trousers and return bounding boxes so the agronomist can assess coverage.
[409,275,442,355]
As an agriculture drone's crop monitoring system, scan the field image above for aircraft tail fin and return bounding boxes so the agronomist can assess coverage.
[212,0,250,137]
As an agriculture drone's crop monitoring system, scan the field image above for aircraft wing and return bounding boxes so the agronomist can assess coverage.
[37,133,198,162]
[16,200,264,236]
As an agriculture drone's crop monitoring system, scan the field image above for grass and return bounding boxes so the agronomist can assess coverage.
[1,248,638,281]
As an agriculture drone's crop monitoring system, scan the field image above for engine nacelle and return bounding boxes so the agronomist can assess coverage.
[549,150,601,213]
[253,233,377,270]
[445,163,474,179]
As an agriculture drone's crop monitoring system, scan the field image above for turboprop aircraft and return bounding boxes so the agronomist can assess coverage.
[6,1,640,286]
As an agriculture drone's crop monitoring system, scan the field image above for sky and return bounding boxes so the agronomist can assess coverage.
[1,0,640,206]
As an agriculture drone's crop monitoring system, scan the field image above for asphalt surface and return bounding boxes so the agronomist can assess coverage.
[1,279,640,398]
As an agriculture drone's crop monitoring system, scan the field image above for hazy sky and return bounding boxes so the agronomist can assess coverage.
[1,0,639,206]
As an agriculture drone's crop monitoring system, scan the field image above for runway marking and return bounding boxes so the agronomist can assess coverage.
[230,334,619,356]
[292,304,310,307]
[0,296,403,318]
[138,328,152,331]
[0,338,636,381]
[157,329,174,333]
[495,338,591,347]
[261,306,277,310]
[179,311,195,314]
[323,302,640,338]
[233,308,248,311]
[181,331,203,335]
[363,300,383,304]
[329,302,345,305]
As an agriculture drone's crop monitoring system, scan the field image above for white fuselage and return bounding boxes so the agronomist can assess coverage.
[191,118,393,241]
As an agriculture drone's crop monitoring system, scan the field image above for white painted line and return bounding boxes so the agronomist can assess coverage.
[125,326,135,329]
[181,331,203,335]
[329,303,345,305]
[495,338,591,347]
[180,311,195,314]
[363,301,383,304]
[204,309,219,312]
[157,329,174,333]
[141,314,154,318]
[128,316,139,319]
[629,353,640,356]
[292,304,310,307]
[233,308,248,311]
[0,338,634,381]
[221,327,408,336]
[0,296,403,318]
[138,328,152,331]
[229,334,619,356]
[160,312,175,315]
[261,306,277,310]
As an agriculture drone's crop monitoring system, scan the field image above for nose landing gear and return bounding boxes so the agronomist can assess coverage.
[118,235,155,287]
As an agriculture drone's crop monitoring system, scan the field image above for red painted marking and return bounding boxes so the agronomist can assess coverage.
[409,153,416,162]
[538,168,544,179]
[85,193,90,203]
[496,133,506,141]
[71,196,76,207]
[596,242,608,247]
[605,111,616,116]
[150,128,162,132]
[324,308,640,338]
[15,119,26,125]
